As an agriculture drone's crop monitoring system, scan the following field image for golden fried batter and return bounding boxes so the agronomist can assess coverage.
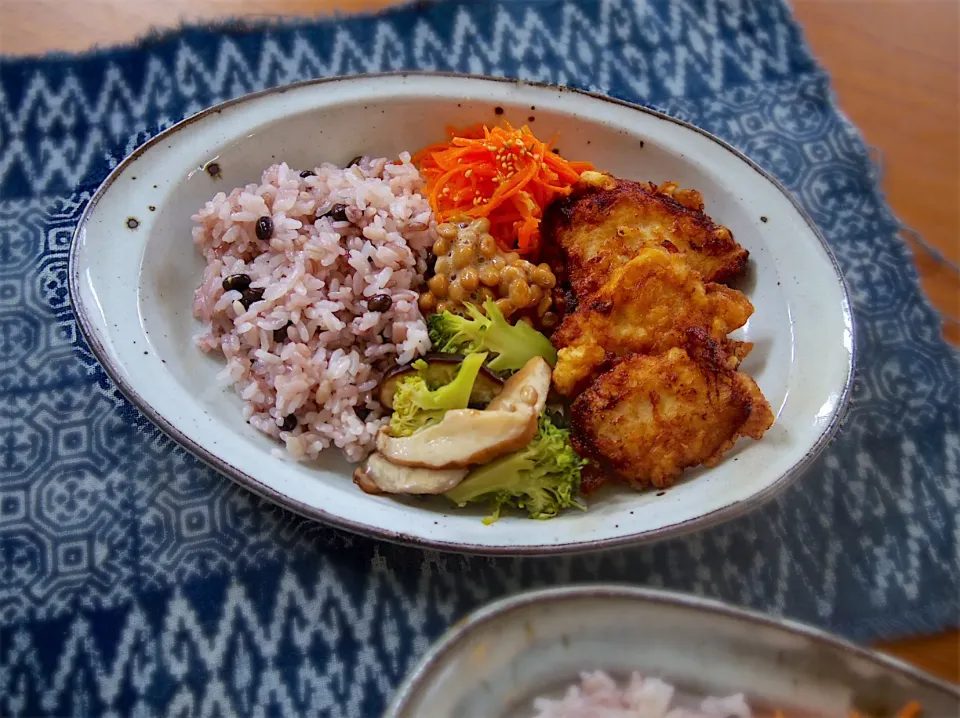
[569,329,774,489]
[541,172,749,298]
[551,247,754,396]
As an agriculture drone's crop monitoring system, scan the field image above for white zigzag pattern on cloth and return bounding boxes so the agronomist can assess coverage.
[0,0,799,194]
[1,473,957,718]
[0,541,831,715]
[0,553,452,717]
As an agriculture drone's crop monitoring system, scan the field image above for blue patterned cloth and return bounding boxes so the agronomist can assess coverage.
[1,1,957,715]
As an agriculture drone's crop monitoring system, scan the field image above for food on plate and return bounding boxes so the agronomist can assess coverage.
[486,356,552,415]
[421,215,561,328]
[445,413,585,523]
[192,157,433,462]
[569,329,774,489]
[192,118,772,520]
[376,405,539,469]
[848,704,923,718]
[382,352,491,438]
[414,122,592,256]
[353,453,467,495]
[378,353,503,410]
[551,246,755,396]
[428,298,557,372]
[531,671,750,718]
[541,171,749,298]
[358,350,580,520]
[530,671,922,718]
[542,165,769,493]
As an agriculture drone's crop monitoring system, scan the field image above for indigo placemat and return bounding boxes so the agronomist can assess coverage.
[1,1,957,715]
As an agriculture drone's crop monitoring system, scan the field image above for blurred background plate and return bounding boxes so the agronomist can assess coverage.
[387,585,959,717]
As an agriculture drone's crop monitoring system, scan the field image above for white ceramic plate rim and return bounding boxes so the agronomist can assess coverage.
[386,585,959,716]
[69,72,855,555]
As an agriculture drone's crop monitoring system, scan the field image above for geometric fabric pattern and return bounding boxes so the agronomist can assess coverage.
[0,0,957,715]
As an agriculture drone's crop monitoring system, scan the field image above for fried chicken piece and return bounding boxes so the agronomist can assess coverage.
[553,343,608,397]
[578,462,610,496]
[551,246,754,396]
[541,172,749,298]
[569,329,774,489]
[643,179,707,212]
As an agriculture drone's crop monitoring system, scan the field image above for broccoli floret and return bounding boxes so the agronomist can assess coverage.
[427,302,490,355]
[389,377,446,437]
[444,415,586,523]
[389,353,488,437]
[427,299,557,373]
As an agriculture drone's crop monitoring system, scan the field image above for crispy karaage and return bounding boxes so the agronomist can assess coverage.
[569,329,774,489]
[551,246,754,395]
[541,172,749,298]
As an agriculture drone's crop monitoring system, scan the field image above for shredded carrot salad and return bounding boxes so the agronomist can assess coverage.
[412,122,593,257]
[772,701,922,718]
[849,702,923,718]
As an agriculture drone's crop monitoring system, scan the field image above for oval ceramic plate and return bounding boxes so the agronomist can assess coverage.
[69,73,854,554]
[387,586,959,717]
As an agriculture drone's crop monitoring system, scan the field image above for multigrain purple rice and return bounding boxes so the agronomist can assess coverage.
[192,155,434,462]
[531,672,751,718]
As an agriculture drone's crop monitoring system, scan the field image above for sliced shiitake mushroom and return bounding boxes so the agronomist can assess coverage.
[379,353,504,409]
[486,356,552,416]
[353,452,467,495]
[376,407,538,469]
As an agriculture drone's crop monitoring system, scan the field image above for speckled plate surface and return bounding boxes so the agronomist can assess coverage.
[69,73,854,555]
[386,586,959,717]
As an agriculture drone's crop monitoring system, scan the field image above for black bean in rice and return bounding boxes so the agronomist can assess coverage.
[190,156,434,462]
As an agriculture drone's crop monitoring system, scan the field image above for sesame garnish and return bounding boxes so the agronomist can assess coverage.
[417,122,592,256]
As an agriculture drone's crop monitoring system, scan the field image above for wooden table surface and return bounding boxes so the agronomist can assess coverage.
[1,0,957,686]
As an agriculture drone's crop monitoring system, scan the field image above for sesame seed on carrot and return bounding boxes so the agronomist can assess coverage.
[411,121,593,257]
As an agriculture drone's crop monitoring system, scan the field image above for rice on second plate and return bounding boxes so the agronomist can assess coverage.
[532,671,751,718]
[192,155,433,462]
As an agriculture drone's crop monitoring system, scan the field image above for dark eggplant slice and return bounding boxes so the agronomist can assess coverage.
[379,353,503,409]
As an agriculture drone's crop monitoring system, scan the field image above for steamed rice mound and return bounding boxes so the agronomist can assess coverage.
[533,671,751,718]
[192,155,433,462]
